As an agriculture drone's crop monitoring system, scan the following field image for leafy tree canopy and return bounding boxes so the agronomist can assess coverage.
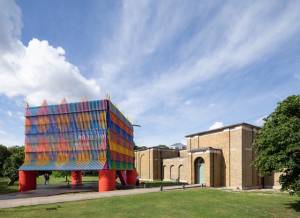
[52,171,70,182]
[0,144,11,176]
[3,146,24,185]
[134,145,147,150]
[254,95,300,194]
[154,145,169,149]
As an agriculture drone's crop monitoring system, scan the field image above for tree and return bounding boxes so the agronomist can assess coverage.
[0,144,11,176]
[154,145,169,149]
[3,146,24,185]
[134,145,147,151]
[52,171,70,182]
[254,95,300,195]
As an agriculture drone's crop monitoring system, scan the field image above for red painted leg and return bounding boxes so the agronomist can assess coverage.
[126,169,137,186]
[19,171,37,192]
[71,171,82,186]
[99,169,116,192]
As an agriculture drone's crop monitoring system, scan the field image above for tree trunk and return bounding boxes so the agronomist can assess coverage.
[8,178,16,186]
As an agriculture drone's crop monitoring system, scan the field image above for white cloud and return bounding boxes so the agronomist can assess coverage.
[0,0,101,106]
[7,110,12,117]
[180,138,187,145]
[184,100,192,105]
[0,0,22,53]
[95,1,198,85]
[89,0,300,146]
[209,122,224,130]
[94,0,300,123]
[255,116,266,127]
[0,0,299,147]
[17,111,24,121]
[0,129,7,135]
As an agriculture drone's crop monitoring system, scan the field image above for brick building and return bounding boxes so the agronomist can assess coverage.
[135,123,280,189]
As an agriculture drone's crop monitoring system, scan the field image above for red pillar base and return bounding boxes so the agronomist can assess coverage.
[71,171,82,186]
[99,169,116,192]
[126,169,137,186]
[19,170,37,192]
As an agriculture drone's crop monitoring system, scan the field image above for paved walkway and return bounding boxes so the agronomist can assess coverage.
[0,183,98,200]
[0,184,201,209]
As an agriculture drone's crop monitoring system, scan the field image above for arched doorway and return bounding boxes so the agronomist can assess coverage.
[194,157,205,184]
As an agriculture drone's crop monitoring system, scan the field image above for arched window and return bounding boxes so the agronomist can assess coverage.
[178,165,185,182]
[170,165,176,181]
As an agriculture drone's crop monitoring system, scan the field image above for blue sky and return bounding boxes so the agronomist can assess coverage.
[0,0,299,146]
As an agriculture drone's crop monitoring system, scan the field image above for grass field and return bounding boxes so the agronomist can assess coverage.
[0,178,19,194]
[0,189,299,218]
[36,175,98,184]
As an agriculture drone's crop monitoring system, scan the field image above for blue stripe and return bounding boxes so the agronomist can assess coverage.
[19,160,105,171]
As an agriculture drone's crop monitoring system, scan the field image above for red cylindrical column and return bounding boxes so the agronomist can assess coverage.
[99,169,116,192]
[71,171,82,186]
[19,170,37,192]
[126,169,137,186]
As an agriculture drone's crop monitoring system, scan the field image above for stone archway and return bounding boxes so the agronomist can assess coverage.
[194,157,205,184]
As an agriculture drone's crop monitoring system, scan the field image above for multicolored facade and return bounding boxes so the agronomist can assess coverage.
[20,99,134,171]
[19,99,137,192]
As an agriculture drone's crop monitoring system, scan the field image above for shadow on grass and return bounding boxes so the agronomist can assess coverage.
[285,200,300,212]
[141,181,186,188]
[0,179,18,194]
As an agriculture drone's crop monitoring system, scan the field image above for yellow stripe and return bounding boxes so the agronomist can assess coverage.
[109,141,134,157]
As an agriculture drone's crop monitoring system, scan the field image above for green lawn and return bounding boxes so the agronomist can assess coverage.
[36,175,98,185]
[0,189,299,218]
[0,178,19,194]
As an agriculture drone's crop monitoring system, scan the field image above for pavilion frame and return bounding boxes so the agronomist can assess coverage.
[19,99,137,192]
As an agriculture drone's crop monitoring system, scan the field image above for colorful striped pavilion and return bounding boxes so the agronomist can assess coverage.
[19,99,137,192]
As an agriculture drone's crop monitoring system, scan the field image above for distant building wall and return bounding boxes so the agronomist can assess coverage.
[135,148,178,181]
[135,123,281,190]
[186,124,261,189]
[163,157,187,182]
